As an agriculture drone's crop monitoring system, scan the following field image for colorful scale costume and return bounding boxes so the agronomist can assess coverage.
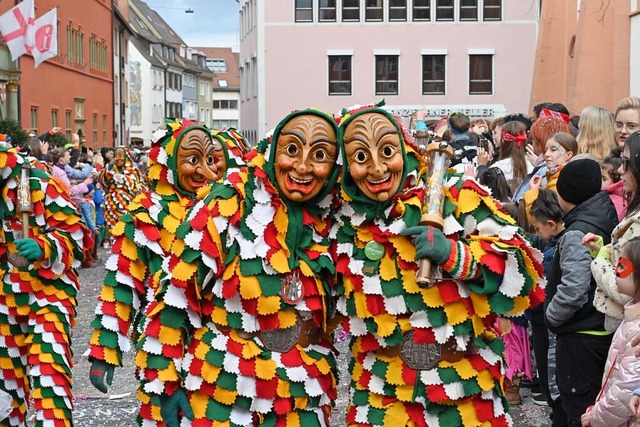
[332,106,545,426]
[136,109,341,426]
[89,119,222,426]
[98,147,145,231]
[0,145,91,426]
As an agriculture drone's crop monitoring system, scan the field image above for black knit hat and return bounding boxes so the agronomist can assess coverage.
[556,158,602,205]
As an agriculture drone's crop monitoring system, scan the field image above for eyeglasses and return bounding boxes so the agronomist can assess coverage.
[615,256,635,278]
[615,122,639,132]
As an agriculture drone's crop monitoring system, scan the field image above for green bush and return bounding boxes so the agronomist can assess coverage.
[0,119,27,146]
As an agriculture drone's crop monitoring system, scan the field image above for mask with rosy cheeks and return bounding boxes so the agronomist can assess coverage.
[211,136,227,180]
[114,148,126,167]
[274,114,337,203]
[176,129,217,194]
[343,112,404,202]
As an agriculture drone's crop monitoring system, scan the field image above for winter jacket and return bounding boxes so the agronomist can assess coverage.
[604,179,627,222]
[591,209,640,332]
[52,164,89,202]
[64,162,92,180]
[589,300,640,427]
[545,191,618,334]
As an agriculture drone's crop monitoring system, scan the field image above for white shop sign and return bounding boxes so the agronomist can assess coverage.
[384,104,509,119]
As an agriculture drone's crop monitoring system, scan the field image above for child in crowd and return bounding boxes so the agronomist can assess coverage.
[93,181,105,251]
[529,189,566,422]
[581,237,640,427]
[546,158,619,426]
[602,147,626,221]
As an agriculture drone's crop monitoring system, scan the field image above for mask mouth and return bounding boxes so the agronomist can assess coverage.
[286,173,314,191]
[364,174,392,193]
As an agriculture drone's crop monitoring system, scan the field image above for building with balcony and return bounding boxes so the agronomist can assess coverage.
[237,0,538,140]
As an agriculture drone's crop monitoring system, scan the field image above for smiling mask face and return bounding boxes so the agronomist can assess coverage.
[274,114,338,203]
[343,112,404,202]
[176,128,217,194]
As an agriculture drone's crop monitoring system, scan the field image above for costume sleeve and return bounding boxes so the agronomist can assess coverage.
[591,339,640,426]
[545,230,592,327]
[88,213,149,366]
[29,172,91,274]
[136,197,226,396]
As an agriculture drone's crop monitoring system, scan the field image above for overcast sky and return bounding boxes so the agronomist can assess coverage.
[148,0,240,51]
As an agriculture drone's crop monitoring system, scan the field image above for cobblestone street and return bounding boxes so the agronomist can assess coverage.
[63,247,551,426]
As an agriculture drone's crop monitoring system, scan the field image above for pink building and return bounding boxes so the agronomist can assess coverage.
[237,0,538,142]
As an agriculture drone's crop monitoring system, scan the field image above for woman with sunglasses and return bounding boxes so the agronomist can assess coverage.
[584,131,640,332]
[581,237,640,427]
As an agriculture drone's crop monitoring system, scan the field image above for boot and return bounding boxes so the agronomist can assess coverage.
[505,379,521,406]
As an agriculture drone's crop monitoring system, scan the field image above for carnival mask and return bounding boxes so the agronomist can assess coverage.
[114,148,126,167]
[177,128,217,194]
[211,136,227,180]
[275,114,338,202]
[343,112,404,202]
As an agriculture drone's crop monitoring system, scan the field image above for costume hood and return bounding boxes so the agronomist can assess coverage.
[211,127,249,171]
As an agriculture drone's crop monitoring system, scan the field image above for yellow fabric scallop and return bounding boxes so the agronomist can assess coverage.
[385,358,405,386]
[277,379,291,397]
[162,214,180,235]
[475,369,497,391]
[217,197,240,218]
[120,238,140,261]
[395,384,415,403]
[200,362,221,384]
[449,357,478,381]
[239,275,262,300]
[274,208,289,235]
[157,366,180,382]
[375,313,398,337]
[469,293,491,319]
[189,391,209,419]
[422,286,445,308]
[384,402,411,425]
[111,221,125,237]
[389,235,416,263]
[129,260,147,282]
[158,325,182,346]
[277,311,298,329]
[508,296,531,315]
[254,358,277,380]
[380,255,398,281]
[256,295,280,315]
[443,301,470,326]
[115,302,132,322]
[269,249,291,274]
[356,229,374,246]
[455,189,482,215]
[172,259,198,282]
[353,293,371,318]
[241,340,263,359]
[213,387,237,405]
[458,399,482,427]
[193,341,209,361]
[210,307,229,327]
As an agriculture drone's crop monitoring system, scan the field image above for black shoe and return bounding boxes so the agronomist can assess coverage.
[532,393,549,406]
[521,377,540,389]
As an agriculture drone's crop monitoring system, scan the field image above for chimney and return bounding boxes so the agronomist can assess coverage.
[115,0,130,22]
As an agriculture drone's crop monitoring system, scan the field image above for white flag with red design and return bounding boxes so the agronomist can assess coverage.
[32,7,57,68]
[0,0,35,61]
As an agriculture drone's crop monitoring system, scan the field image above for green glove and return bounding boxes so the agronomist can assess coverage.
[596,245,612,262]
[89,359,115,394]
[14,238,43,262]
[159,388,194,427]
[586,235,605,258]
[401,225,452,265]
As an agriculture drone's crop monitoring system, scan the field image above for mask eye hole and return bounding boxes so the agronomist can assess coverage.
[615,257,635,278]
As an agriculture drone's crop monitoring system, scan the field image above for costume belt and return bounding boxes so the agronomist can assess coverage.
[379,332,477,370]
[214,315,323,353]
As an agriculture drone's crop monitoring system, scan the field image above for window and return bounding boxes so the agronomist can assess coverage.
[65,110,72,141]
[213,100,239,109]
[218,79,228,87]
[342,0,360,21]
[422,55,446,94]
[328,55,351,95]
[76,30,84,64]
[102,114,107,144]
[460,0,478,21]
[436,0,454,21]
[483,0,501,21]
[206,58,227,72]
[51,109,59,128]
[469,54,493,94]
[295,0,313,22]
[413,0,430,21]
[93,113,98,144]
[365,0,383,21]
[30,107,38,132]
[375,55,398,95]
[389,0,406,21]
[199,81,205,96]
[319,0,336,21]
[67,24,74,63]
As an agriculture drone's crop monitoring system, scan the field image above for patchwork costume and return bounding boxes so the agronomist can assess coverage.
[0,145,91,426]
[98,147,145,232]
[88,119,219,426]
[332,106,545,426]
[136,109,341,426]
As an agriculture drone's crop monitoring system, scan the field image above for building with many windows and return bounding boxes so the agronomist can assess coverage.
[3,0,115,147]
[195,47,242,138]
[237,0,538,139]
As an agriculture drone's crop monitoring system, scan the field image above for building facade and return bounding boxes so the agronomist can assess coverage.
[237,0,538,140]
[113,0,134,147]
[8,0,114,147]
[531,0,640,114]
